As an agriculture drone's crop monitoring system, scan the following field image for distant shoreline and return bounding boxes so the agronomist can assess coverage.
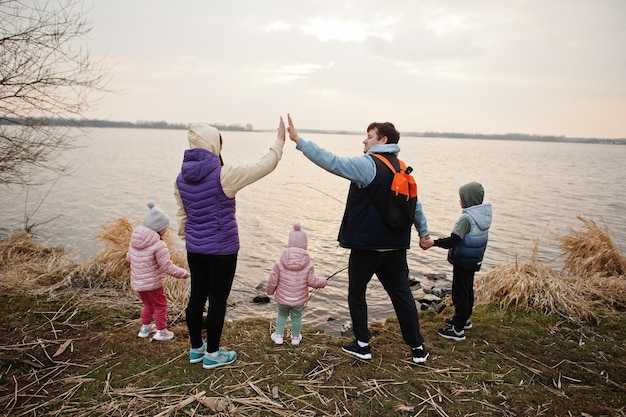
[3,118,625,145]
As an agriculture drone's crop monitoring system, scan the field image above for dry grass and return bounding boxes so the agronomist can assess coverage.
[1,215,626,416]
[559,215,626,278]
[79,217,191,319]
[0,217,191,320]
[476,215,626,322]
[2,292,625,417]
[0,232,76,294]
[475,244,593,321]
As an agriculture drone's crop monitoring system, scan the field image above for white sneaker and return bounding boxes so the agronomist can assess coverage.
[291,335,302,346]
[137,324,157,338]
[153,329,174,341]
[270,333,284,345]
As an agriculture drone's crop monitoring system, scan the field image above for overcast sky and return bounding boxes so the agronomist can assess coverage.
[82,0,625,138]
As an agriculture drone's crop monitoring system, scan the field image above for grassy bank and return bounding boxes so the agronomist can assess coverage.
[1,289,625,416]
[1,215,625,416]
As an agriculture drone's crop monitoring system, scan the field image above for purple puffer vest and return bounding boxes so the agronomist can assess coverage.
[176,148,239,255]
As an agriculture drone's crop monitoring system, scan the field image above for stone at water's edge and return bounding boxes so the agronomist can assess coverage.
[416,283,452,312]
[424,283,452,297]
[340,320,353,338]
[252,296,270,304]
[252,281,270,303]
[425,273,447,281]
[409,276,421,288]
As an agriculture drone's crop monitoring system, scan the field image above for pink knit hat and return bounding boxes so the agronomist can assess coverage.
[288,223,308,250]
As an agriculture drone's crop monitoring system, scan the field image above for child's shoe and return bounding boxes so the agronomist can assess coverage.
[189,342,207,363]
[137,324,157,338]
[202,347,237,369]
[152,328,174,341]
[291,334,302,346]
[270,333,284,345]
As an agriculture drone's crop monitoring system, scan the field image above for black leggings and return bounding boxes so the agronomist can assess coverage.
[186,252,237,352]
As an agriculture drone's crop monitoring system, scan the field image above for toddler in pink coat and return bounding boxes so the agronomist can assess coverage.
[126,200,189,341]
[266,223,326,345]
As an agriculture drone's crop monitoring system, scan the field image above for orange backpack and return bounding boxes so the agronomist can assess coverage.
[372,154,418,230]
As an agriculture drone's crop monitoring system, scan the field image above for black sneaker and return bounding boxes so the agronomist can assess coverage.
[444,318,472,330]
[341,340,372,360]
[437,326,466,341]
[411,345,429,364]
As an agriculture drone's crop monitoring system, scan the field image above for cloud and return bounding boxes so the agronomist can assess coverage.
[301,17,395,42]
[81,0,626,138]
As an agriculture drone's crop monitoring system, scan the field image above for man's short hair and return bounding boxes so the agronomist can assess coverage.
[367,122,400,144]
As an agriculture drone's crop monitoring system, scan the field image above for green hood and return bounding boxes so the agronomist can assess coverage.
[459,182,484,208]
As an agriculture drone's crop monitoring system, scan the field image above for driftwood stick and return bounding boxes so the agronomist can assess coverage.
[152,390,206,417]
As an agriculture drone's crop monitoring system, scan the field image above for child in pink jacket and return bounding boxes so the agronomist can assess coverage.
[266,223,326,345]
[127,200,189,341]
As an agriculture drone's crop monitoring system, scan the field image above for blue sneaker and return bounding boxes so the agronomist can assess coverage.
[189,343,207,364]
[202,347,237,369]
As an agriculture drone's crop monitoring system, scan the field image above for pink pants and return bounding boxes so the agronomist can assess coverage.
[138,287,168,330]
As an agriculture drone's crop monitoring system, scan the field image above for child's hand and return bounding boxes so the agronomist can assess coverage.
[419,236,434,250]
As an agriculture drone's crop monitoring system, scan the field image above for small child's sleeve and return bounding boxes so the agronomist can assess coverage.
[307,265,327,289]
[266,262,280,295]
[155,243,188,278]
[433,233,462,249]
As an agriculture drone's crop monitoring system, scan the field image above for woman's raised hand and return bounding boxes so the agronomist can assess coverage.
[277,116,286,141]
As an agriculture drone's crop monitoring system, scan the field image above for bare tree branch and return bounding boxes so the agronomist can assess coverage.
[0,0,110,186]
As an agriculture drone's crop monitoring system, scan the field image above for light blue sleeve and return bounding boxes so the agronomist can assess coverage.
[414,199,429,238]
[296,138,375,187]
[297,137,429,236]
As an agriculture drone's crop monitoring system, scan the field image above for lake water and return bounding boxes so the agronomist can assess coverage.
[1,128,625,335]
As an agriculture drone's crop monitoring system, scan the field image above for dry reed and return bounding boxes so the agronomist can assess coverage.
[73,217,135,290]
[558,215,626,278]
[76,217,190,316]
[475,244,594,322]
[0,217,190,320]
[558,216,626,313]
[476,215,626,321]
[0,232,76,294]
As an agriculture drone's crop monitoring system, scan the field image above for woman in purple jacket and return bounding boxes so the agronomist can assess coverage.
[175,118,285,369]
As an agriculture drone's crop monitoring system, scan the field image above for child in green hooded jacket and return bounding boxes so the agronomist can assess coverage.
[432,182,492,341]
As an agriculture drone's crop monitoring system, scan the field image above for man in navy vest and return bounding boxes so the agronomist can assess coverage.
[287,114,433,364]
